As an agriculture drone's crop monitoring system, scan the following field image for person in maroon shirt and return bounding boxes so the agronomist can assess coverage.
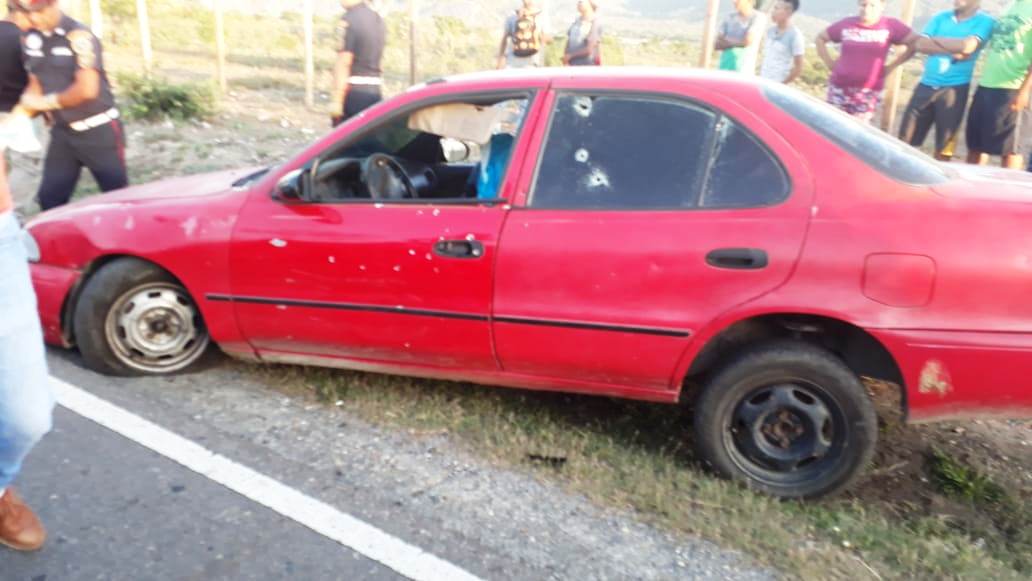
[817,0,919,123]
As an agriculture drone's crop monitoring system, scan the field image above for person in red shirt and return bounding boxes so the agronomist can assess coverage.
[817,0,919,123]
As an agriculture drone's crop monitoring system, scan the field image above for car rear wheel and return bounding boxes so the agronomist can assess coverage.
[73,258,210,376]
[693,340,877,499]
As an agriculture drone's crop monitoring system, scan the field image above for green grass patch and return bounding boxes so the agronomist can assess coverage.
[117,73,216,122]
[929,449,1006,505]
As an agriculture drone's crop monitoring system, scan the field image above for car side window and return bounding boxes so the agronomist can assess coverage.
[530,95,717,209]
[307,96,531,204]
[702,117,790,208]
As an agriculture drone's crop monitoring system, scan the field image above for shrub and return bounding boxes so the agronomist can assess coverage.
[117,74,215,122]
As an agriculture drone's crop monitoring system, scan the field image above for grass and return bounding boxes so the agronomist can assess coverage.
[930,449,1006,505]
[251,364,1030,580]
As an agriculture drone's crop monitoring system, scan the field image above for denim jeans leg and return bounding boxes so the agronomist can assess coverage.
[0,212,54,490]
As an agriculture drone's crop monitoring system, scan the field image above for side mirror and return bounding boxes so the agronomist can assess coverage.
[272,168,306,202]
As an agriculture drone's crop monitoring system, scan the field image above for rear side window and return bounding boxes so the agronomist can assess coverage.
[764,83,948,185]
[703,117,790,208]
[530,94,790,210]
[531,95,716,209]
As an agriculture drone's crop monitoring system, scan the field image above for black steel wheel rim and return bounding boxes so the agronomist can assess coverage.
[724,379,847,487]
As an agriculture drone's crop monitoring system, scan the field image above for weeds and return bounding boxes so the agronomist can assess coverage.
[929,449,1005,505]
[117,73,215,122]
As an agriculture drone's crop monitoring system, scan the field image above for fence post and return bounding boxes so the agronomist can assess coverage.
[214,0,228,93]
[882,0,917,131]
[409,0,417,85]
[699,0,720,69]
[89,0,103,39]
[303,0,315,108]
[137,0,153,74]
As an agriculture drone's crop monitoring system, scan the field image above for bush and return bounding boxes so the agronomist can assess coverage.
[117,74,215,122]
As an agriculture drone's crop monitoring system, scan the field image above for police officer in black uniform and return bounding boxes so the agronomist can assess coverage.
[15,0,127,211]
[332,0,386,127]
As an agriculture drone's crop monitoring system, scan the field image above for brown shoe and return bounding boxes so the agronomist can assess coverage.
[0,488,46,551]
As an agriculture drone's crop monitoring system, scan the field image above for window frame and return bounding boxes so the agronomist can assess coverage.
[300,89,539,207]
[526,90,793,212]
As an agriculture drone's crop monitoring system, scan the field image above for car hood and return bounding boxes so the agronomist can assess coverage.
[105,167,265,203]
[28,166,265,229]
[932,164,1032,203]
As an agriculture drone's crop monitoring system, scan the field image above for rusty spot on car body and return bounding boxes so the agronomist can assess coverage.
[919,360,952,397]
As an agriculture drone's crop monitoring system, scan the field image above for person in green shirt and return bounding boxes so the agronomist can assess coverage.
[715,0,768,75]
[966,0,1032,169]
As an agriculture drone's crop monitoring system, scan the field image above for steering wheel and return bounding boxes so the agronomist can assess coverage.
[361,153,415,200]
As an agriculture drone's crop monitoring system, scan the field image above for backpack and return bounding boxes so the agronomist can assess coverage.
[511,10,540,58]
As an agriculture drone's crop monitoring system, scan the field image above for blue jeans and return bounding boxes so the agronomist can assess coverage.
[0,211,54,490]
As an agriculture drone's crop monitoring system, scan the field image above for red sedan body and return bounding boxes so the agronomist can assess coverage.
[25,69,1032,424]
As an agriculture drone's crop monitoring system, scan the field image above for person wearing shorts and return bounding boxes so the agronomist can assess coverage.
[966,0,1032,169]
[900,1,995,161]
[817,0,919,123]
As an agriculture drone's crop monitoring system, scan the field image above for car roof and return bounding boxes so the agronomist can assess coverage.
[413,67,772,94]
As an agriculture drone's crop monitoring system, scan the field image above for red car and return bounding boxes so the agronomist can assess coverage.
[23,69,1032,498]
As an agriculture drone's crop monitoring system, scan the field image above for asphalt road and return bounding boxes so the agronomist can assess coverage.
[8,409,400,581]
[1,350,775,581]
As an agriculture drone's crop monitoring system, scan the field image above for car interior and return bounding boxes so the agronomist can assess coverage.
[309,96,529,203]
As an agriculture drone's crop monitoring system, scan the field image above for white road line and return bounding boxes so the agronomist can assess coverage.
[51,377,484,581]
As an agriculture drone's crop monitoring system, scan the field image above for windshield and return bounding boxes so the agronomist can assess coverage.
[763,83,949,186]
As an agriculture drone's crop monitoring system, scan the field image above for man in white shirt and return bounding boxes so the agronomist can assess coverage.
[760,0,806,84]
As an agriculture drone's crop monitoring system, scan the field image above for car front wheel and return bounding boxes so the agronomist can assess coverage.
[693,340,877,499]
[73,258,211,376]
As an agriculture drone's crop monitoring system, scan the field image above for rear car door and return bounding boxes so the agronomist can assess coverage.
[492,80,815,393]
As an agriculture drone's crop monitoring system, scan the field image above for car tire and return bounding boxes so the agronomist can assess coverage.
[73,258,211,377]
[693,340,877,500]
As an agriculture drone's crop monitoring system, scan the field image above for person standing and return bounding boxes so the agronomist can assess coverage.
[15,0,127,211]
[332,0,386,126]
[760,0,805,84]
[717,0,768,75]
[497,0,549,69]
[1,3,28,116]
[966,0,1032,169]
[0,141,53,555]
[563,0,602,66]
[900,0,995,161]
[816,0,919,123]
[0,4,55,544]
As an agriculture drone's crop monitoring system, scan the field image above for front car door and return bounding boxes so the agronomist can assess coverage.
[492,78,815,396]
[224,85,546,371]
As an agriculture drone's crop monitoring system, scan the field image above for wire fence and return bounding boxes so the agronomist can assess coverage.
[54,0,919,130]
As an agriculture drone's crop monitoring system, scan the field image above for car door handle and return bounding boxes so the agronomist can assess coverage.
[706,248,769,270]
[434,240,485,259]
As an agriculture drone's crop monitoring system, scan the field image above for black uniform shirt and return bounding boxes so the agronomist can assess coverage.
[23,15,115,125]
[0,21,28,113]
[338,2,385,78]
